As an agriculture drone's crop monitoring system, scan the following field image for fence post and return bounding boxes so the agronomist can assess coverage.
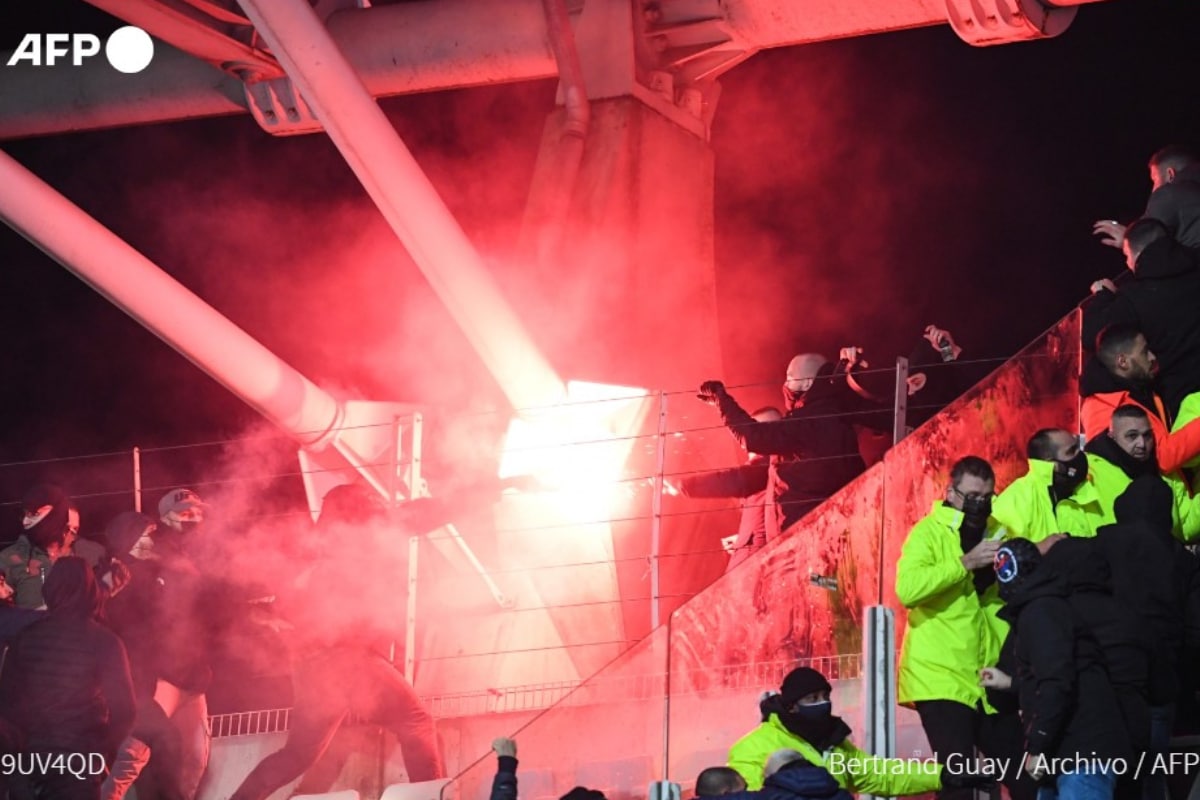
[132,446,142,512]
[892,357,910,446]
[863,605,897,800]
[650,390,668,631]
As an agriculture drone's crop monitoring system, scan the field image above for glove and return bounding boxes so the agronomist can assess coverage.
[697,380,727,405]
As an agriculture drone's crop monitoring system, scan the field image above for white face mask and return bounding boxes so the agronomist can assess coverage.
[129,528,158,561]
[22,504,53,530]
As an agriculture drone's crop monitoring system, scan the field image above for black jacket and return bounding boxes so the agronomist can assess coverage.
[998,565,1132,762]
[1100,478,1200,708]
[489,756,517,800]
[1086,238,1200,417]
[1040,539,1154,748]
[716,369,865,528]
[0,558,135,760]
[1145,164,1200,248]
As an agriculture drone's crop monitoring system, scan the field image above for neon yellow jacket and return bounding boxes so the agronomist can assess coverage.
[991,457,1115,543]
[896,503,1005,711]
[1084,456,1200,542]
[728,714,942,794]
[1173,392,1200,472]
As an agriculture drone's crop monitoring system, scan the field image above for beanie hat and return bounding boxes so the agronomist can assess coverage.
[21,483,70,550]
[994,537,1041,601]
[780,667,833,707]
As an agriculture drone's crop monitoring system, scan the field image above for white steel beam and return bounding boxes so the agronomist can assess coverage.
[237,0,566,413]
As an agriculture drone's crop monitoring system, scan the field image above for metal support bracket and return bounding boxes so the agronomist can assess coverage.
[244,77,322,135]
[945,0,1077,46]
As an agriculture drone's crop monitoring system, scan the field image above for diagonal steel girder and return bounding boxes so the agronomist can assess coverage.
[237,0,566,414]
[80,0,283,78]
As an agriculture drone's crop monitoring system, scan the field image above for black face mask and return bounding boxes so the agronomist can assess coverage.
[178,520,202,536]
[762,695,850,752]
[960,494,992,520]
[1052,450,1089,497]
[958,496,995,594]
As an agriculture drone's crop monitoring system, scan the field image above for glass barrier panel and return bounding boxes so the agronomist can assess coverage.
[665,464,884,784]
[439,626,668,800]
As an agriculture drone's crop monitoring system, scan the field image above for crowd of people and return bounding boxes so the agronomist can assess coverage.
[668,144,1200,800]
[2,143,1200,800]
[0,483,447,800]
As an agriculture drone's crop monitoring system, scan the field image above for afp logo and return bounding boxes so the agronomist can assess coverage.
[7,26,154,74]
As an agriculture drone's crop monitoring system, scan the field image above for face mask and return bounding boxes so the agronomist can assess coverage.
[960,494,991,519]
[130,531,158,561]
[1052,450,1089,495]
[793,701,831,720]
[179,520,202,536]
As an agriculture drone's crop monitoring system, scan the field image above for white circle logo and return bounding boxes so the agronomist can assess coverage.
[105,26,153,74]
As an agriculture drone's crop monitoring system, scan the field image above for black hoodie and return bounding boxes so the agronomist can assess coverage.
[1085,237,1200,418]
[998,560,1132,762]
[0,557,135,760]
[1040,538,1153,749]
[1097,478,1200,708]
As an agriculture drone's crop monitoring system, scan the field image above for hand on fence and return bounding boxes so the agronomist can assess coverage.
[1090,278,1117,295]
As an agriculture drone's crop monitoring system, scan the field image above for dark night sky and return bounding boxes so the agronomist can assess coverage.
[0,0,1197,516]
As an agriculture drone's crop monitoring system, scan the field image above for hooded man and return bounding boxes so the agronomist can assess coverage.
[1,483,75,609]
[1096,478,1200,794]
[991,429,1115,543]
[727,667,955,796]
[0,557,135,800]
[697,354,865,533]
[993,539,1131,800]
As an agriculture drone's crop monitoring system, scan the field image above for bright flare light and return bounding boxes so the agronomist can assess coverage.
[498,380,654,523]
